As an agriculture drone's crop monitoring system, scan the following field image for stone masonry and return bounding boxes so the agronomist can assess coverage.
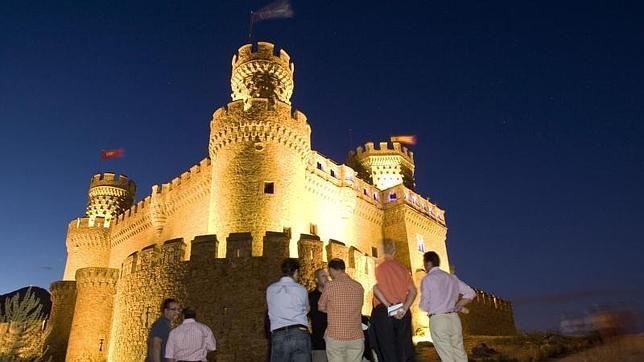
[44,42,516,361]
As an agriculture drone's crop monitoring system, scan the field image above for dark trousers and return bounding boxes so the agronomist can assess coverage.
[371,305,416,362]
[270,328,312,362]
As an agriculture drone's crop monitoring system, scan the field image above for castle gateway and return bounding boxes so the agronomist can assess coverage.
[45,43,515,361]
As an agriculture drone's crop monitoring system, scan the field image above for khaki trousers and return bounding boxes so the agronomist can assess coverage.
[429,313,468,362]
[312,349,328,362]
[324,336,364,362]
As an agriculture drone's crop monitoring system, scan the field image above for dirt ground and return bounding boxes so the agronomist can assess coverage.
[550,335,644,362]
[413,334,644,361]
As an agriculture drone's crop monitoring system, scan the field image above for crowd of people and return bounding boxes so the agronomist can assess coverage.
[145,241,475,362]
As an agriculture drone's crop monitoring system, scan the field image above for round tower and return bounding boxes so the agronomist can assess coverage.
[347,141,416,191]
[44,281,77,362]
[230,42,294,105]
[66,267,119,362]
[209,42,311,256]
[86,172,136,226]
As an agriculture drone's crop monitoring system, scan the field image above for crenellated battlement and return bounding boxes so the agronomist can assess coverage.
[307,150,383,201]
[111,158,211,229]
[460,288,517,335]
[347,141,416,191]
[89,172,136,192]
[113,196,151,224]
[49,281,77,298]
[232,42,294,74]
[473,288,514,311]
[212,99,308,126]
[230,42,295,105]
[150,158,211,195]
[349,141,415,164]
[74,267,119,288]
[69,216,109,230]
[116,232,377,278]
[381,184,446,225]
[210,100,311,160]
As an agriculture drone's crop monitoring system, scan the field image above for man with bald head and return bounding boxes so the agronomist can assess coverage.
[371,240,417,361]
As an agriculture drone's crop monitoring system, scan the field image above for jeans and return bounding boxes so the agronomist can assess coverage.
[271,328,312,362]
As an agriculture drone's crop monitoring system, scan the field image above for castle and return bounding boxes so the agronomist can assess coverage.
[43,42,516,361]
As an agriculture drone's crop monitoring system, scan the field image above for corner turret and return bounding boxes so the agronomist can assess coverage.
[347,141,416,190]
[86,172,136,226]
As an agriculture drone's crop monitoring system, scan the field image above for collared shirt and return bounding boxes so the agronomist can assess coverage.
[374,256,414,307]
[267,276,309,331]
[164,318,216,362]
[319,272,364,341]
[146,316,171,362]
[419,267,475,315]
[308,288,327,350]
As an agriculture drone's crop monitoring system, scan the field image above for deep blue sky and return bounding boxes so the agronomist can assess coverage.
[1,1,642,331]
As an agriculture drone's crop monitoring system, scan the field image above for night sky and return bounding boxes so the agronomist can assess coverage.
[1,1,642,331]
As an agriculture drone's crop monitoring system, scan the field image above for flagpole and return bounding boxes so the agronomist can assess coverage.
[248,11,254,41]
[98,150,103,174]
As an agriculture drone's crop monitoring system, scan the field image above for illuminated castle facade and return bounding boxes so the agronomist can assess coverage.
[45,42,515,362]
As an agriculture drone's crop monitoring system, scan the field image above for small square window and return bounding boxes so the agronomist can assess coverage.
[264,182,274,194]
[316,162,323,170]
[371,247,378,258]
[330,169,336,178]
[389,192,397,201]
[363,188,369,196]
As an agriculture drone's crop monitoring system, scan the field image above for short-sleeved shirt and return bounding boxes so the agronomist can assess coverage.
[318,273,364,341]
[267,276,309,331]
[374,257,414,307]
[308,289,327,350]
[165,318,216,361]
[146,316,172,362]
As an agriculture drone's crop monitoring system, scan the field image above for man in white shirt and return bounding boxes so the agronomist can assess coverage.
[266,258,311,362]
[165,307,216,362]
[419,251,475,362]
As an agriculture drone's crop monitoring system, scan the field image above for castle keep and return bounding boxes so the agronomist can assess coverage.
[45,42,515,361]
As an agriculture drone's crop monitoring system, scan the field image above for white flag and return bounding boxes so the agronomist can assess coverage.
[251,0,294,24]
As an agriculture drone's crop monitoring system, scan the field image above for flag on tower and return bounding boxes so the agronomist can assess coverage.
[251,0,294,24]
[390,135,417,146]
[100,148,124,160]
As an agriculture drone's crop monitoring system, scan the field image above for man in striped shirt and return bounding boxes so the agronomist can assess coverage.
[165,307,216,362]
[318,258,364,362]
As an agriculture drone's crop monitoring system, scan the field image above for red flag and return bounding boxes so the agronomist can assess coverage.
[101,149,124,160]
[390,135,417,146]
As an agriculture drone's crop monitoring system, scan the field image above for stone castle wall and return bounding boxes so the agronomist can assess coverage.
[461,289,517,336]
[108,158,211,268]
[106,232,375,362]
